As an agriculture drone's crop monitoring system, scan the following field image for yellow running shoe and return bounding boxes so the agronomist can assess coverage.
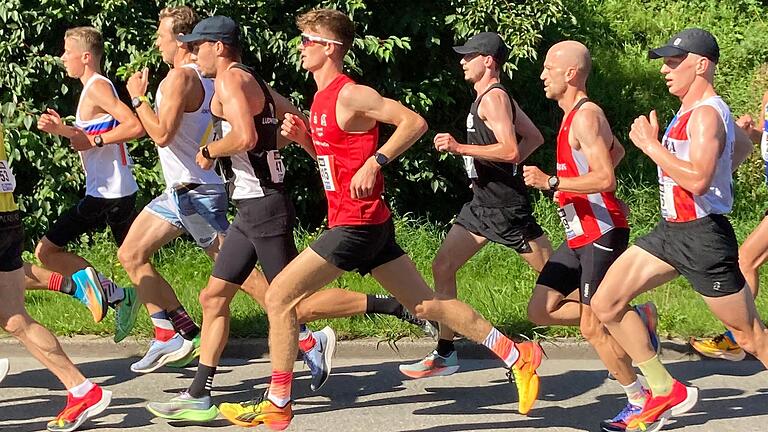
[507,340,544,415]
[219,397,293,430]
[690,332,745,361]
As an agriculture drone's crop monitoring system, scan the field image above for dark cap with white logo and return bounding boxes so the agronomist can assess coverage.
[453,32,509,64]
[648,28,719,63]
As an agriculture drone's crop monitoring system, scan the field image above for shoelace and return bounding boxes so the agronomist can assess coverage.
[612,403,642,422]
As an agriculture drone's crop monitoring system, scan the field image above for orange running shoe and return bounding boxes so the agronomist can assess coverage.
[219,397,293,430]
[507,340,544,415]
[625,380,698,432]
[47,384,112,432]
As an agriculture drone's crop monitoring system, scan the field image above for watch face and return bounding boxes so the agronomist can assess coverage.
[131,97,141,108]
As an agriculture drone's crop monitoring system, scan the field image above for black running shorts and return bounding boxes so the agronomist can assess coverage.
[0,210,24,272]
[212,192,298,285]
[45,193,137,247]
[310,217,405,276]
[635,214,745,298]
[536,228,629,305]
[454,201,545,253]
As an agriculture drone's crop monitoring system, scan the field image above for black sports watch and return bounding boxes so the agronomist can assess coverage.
[94,135,104,147]
[201,145,213,160]
[547,175,560,191]
[374,152,390,166]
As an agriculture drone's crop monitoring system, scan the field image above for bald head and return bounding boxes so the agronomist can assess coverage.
[548,40,592,82]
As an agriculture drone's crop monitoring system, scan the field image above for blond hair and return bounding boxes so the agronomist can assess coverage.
[159,5,198,35]
[296,9,355,54]
[64,26,104,60]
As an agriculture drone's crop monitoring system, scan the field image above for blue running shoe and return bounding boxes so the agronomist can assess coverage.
[600,401,644,432]
[71,267,108,323]
[303,326,336,391]
[130,334,193,374]
[635,302,661,355]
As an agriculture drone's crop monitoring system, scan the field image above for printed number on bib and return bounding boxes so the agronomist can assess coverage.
[463,156,478,179]
[660,179,677,220]
[267,150,285,183]
[0,160,16,193]
[557,203,584,239]
[317,155,337,191]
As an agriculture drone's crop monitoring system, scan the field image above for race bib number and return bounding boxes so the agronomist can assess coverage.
[557,203,584,239]
[267,150,285,184]
[660,179,677,220]
[0,160,16,193]
[317,155,337,191]
[463,155,478,179]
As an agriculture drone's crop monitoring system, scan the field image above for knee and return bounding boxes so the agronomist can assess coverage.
[264,283,291,316]
[199,288,229,317]
[431,254,459,283]
[117,244,147,272]
[579,314,604,343]
[590,294,617,324]
[34,239,58,267]
[526,295,549,325]
[1,312,30,338]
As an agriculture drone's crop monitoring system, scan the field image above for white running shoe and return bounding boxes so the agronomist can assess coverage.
[131,334,193,373]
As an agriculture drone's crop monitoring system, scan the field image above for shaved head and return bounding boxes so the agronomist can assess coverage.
[541,40,592,101]
[548,40,592,81]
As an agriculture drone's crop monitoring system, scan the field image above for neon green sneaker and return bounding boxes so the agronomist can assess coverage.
[167,333,201,368]
[114,286,141,343]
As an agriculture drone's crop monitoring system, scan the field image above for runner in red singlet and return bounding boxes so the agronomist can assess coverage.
[216,9,545,429]
[591,28,763,432]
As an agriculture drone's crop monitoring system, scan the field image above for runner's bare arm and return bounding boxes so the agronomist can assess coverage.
[128,68,190,147]
[204,69,259,158]
[86,79,145,145]
[512,100,545,162]
[610,135,625,167]
[732,126,754,172]
[632,108,721,195]
[523,108,616,194]
[270,88,315,158]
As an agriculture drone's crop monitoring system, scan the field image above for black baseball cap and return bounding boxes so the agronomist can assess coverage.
[177,16,239,46]
[648,28,719,63]
[453,32,509,64]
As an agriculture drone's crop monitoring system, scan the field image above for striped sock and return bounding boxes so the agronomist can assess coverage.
[188,363,217,398]
[167,306,200,340]
[298,324,316,353]
[483,328,519,368]
[151,311,176,342]
[48,272,75,295]
[267,370,292,408]
[98,274,124,304]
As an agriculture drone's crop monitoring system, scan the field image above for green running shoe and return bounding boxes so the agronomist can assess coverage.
[146,391,218,422]
[114,286,140,343]
[167,333,201,368]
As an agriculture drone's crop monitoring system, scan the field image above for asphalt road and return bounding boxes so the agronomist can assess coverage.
[1,341,767,432]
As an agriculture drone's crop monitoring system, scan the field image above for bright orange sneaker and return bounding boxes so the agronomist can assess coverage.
[626,380,698,432]
[219,397,293,430]
[507,340,544,415]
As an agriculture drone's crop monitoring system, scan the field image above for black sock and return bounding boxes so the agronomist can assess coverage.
[188,363,216,398]
[365,294,403,316]
[436,339,455,357]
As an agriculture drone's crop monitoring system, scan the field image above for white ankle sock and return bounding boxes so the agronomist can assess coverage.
[68,379,95,398]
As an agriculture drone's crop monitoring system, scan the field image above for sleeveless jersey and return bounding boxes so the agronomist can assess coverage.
[217,64,285,200]
[659,96,735,222]
[556,98,627,248]
[155,64,222,188]
[76,74,138,198]
[464,83,529,207]
[0,125,18,213]
[309,74,390,227]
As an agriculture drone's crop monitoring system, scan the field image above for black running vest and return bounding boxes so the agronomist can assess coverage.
[465,83,530,206]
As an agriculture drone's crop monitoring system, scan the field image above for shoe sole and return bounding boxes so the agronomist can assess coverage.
[399,365,460,379]
[0,358,8,384]
[131,340,194,374]
[48,389,112,432]
[81,268,108,323]
[146,404,218,422]
[690,342,746,361]
[312,326,336,391]
[166,346,201,368]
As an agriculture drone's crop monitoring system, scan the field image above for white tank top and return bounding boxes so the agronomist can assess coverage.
[75,74,138,198]
[155,64,223,188]
[658,95,735,222]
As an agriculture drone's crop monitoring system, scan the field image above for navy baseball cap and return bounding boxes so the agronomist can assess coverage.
[648,28,719,63]
[453,32,509,64]
[177,16,239,46]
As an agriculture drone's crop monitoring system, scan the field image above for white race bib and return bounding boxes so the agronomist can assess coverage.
[317,155,336,191]
[557,203,584,239]
[660,179,677,220]
[463,155,478,179]
[267,150,285,184]
[0,160,16,193]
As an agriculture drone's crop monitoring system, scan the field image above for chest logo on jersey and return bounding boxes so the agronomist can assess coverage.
[466,113,475,132]
[662,137,679,154]
[557,162,567,172]
[311,112,326,137]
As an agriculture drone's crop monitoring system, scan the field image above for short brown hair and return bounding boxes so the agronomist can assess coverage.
[65,27,104,60]
[296,8,355,55]
[159,5,198,35]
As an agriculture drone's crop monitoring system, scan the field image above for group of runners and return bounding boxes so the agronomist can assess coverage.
[1,5,767,432]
